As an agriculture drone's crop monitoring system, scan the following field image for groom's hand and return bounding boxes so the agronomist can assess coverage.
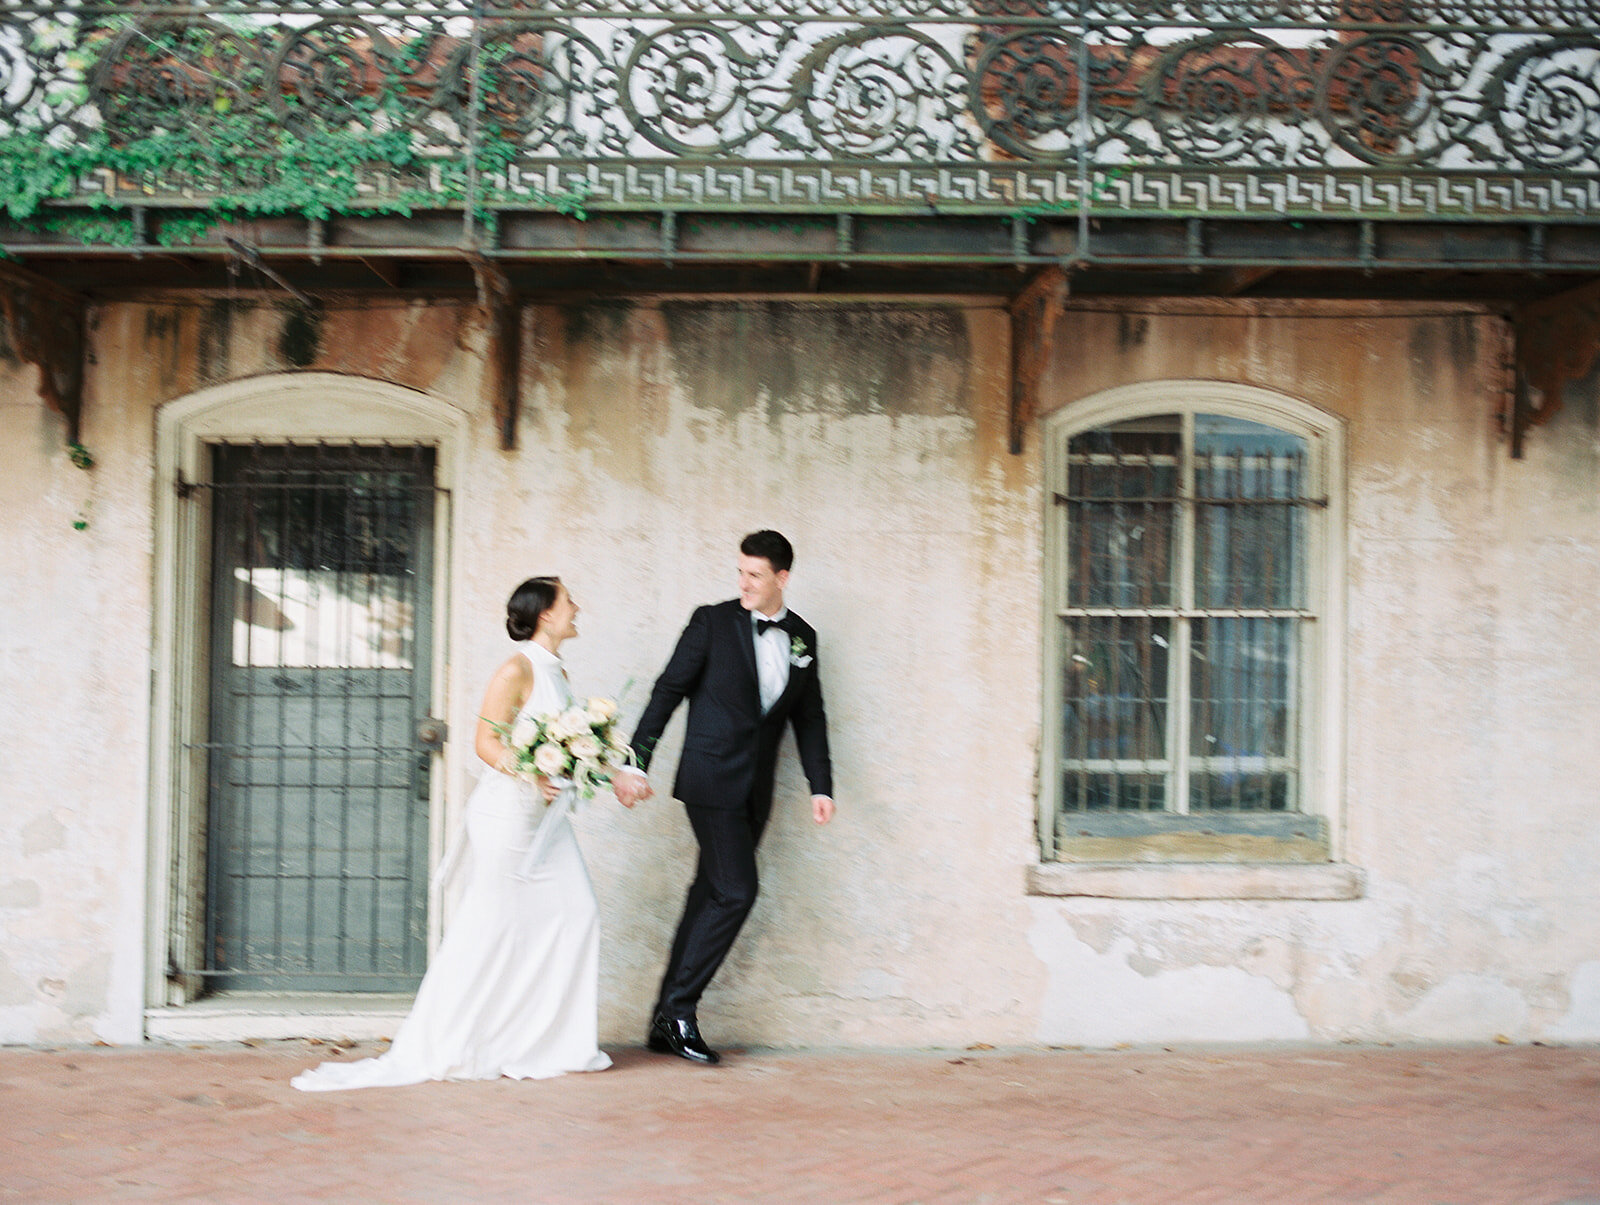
[811,795,835,825]
[614,770,650,808]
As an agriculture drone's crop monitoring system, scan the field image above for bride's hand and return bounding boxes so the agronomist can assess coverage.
[536,775,562,803]
[613,772,651,808]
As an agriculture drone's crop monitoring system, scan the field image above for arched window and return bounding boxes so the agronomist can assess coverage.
[1042,383,1343,863]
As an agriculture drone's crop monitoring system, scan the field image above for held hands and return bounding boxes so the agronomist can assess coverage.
[613,770,653,809]
[609,773,817,817]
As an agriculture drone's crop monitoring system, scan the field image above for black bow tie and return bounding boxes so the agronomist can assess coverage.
[755,616,785,636]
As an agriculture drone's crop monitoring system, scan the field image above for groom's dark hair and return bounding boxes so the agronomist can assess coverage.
[740,530,793,573]
[506,576,561,641]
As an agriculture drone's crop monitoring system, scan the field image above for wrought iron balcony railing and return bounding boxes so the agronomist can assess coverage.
[3,0,1599,237]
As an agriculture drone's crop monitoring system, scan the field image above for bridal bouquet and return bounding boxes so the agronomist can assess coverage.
[496,697,635,800]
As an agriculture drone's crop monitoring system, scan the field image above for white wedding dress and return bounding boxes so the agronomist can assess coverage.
[292,641,612,1090]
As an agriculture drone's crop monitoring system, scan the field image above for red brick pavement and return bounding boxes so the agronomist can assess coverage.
[1,1042,1597,1204]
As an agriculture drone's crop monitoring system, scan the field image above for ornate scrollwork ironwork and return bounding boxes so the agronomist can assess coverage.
[0,22,44,124]
[89,18,266,143]
[1315,35,1459,166]
[269,18,409,138]
[798,26,978,160]
[0,2,1596,221]
[972,29,1103,161]
[1491,36,1600,170]
[1144,34,1309,165]
[624,22,779,156]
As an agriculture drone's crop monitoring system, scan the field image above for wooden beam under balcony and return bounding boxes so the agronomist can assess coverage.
[0,262,87,447]
[1009,266,1069,455]
[1510,278,1600,458]
[473,260,521,452]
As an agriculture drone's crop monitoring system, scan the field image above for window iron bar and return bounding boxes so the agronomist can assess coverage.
[1057,493,1326,506]
[1061,607,1314,619]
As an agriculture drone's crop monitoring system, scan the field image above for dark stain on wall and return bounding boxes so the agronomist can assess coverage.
[1117,314,1149,349]
[0,305,17,365]
[197,299,237,381]
[657,301,972,417]
[143,308,180,347]
[1408,316,1482,387]
[278,300,325,368]
[558,301,636,352]
[143,307,184,391]
[1444,313,1478,371]
[1556,353,1600,440]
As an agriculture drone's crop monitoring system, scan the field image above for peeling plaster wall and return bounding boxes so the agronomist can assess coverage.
[1,295,1597,1047]
[0,313,155,1045]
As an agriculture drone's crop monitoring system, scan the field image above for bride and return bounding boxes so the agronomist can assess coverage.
[293,576,646,1091]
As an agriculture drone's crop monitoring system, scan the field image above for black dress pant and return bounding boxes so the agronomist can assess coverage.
[656,794,774,1021]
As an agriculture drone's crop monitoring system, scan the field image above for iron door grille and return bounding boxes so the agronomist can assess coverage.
[199,443,439,993]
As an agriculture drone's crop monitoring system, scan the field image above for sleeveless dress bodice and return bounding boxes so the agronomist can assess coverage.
[518,638,574,725]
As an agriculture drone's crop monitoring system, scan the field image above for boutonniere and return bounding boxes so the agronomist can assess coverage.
[789,635,813,668]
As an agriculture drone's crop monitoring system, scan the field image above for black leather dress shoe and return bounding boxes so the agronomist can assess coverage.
[647,1013,721,1065]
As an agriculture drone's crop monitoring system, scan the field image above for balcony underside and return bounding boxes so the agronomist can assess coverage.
[7,208,1597,303]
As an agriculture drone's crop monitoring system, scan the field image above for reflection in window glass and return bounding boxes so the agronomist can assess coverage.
[232,567,414,669]
[1066,416,1179,609]
[216,448,425,670]
[1060,615,1170,811]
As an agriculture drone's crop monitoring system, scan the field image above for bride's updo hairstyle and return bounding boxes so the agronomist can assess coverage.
[506,576,561,641]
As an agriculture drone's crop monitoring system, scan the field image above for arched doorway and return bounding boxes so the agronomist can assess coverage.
[149,374,466,1012]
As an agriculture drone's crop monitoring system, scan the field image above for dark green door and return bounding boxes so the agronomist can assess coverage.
[205,443,436,992]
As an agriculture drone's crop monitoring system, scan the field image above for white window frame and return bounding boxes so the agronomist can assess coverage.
[1039,381,1347,867]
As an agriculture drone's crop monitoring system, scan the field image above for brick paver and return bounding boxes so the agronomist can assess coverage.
[1,1042,1596,1203]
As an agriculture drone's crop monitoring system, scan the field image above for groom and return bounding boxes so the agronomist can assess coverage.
[617,530,834,1064]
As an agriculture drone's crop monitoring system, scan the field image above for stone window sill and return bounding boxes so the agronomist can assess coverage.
[1027,861,1364,900]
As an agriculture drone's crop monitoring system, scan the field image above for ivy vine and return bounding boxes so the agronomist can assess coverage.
[0,18,594,254]
[68,439,94,530]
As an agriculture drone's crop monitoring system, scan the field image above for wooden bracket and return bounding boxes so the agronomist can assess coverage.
[1509,276,1600,459]
[0,262,87,447]
[1008,265,1069,454]
[473,259,521,452]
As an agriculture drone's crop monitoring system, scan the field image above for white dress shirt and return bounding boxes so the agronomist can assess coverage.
[752,607,791,714]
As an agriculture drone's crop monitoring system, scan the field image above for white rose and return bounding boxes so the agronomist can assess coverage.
[533,743,568,776]
[551,707,591,740]
[509,716,539,749]
[586,697,618,723]
[569,733,602,761]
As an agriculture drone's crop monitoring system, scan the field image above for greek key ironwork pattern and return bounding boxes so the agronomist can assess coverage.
[3,2,1598,220]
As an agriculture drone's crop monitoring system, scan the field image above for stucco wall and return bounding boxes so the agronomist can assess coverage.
[0,315,156,1042]
[1028,301,1600,1044]
[1,295,1596,1047]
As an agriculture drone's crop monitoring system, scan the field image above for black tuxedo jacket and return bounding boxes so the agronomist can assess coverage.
[632,599,832,812]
